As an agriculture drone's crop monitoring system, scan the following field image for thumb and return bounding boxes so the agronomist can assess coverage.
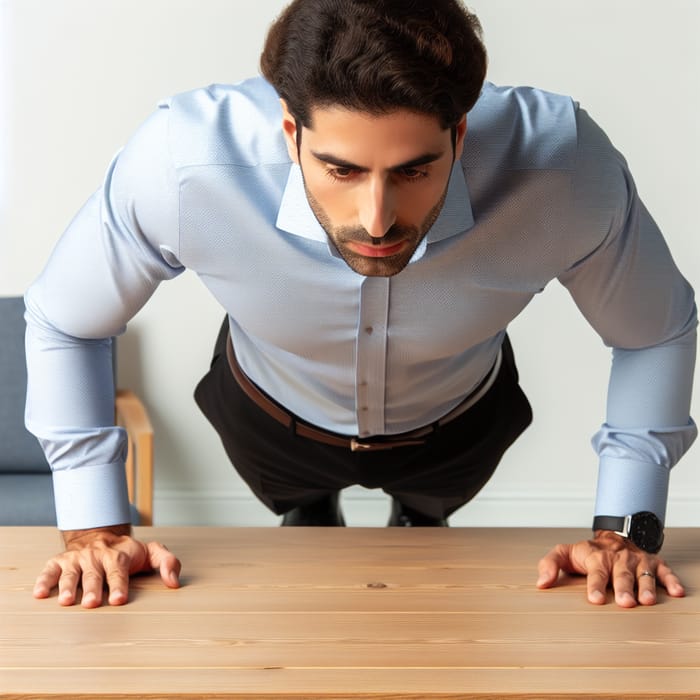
[146,541,182,588]
[536,543,572,589]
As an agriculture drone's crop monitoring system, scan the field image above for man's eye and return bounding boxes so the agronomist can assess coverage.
[326,167,356,181]
[399,167,428,180]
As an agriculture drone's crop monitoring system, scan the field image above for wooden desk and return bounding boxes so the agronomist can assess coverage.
[1,527,699,699]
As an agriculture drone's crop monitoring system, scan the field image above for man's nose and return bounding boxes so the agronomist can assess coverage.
[359,179,396,239]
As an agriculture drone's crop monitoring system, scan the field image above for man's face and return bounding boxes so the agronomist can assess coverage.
[281,103,467,277]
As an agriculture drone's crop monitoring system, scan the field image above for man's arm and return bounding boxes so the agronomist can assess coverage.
[538,107,697,606]
[25,104,184,605]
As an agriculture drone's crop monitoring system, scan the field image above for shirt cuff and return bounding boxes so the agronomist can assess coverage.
[594,456,670,524]
[52,462,132,531]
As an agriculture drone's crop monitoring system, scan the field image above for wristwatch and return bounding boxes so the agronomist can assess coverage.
[592,511,664,554]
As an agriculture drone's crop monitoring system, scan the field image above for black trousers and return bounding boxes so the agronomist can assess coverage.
[194,320,533,520]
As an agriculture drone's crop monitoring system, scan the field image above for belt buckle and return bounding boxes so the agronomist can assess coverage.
[350,438,393,452]
[351,438,377,452]
[350,436,426,452]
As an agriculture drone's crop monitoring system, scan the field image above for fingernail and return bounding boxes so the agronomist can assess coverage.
[82,592,97,606]
[641,590,655,604]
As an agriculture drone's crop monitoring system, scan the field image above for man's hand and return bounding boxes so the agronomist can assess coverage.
[536,530,685,607]
[33,525,181,608]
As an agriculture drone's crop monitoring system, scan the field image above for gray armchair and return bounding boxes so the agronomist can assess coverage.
[0,296,153,525]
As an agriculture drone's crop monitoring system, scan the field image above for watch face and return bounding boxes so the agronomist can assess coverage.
[629,511,664,553]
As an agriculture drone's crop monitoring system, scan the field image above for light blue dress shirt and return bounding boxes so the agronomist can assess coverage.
[25,78,697,531]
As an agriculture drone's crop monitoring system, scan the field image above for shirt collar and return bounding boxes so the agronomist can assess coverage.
[276,162,474,253]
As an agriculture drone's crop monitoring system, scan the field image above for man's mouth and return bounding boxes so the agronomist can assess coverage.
[347,240,406,258]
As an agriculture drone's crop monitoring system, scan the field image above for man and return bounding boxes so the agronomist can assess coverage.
[26,0,696,610]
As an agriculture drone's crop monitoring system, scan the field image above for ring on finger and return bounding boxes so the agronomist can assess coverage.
[639,570,655,580]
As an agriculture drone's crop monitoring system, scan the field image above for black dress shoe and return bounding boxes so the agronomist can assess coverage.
[281,491,346,526]
[387,498,448,527]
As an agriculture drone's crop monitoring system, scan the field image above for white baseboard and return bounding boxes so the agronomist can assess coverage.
[153,487,700,527]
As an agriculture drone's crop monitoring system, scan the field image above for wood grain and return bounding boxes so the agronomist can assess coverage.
[1,526,699,698]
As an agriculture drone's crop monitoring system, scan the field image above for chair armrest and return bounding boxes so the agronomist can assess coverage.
[115,389,154,525]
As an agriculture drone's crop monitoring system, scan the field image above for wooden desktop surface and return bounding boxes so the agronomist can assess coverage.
[1,526,699,699]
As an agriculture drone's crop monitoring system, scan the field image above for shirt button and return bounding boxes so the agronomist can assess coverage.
[360,406,368,412]
[365,326,373,335]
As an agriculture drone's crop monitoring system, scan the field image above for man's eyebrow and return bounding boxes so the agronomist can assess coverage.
[310,150,445,172]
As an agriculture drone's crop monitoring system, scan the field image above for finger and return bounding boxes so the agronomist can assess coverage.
[537,543,579,588]
[56,565,82,606]
[78,556,106,609]
[147,542,182,588]
[656,561,686,598]
[611,556,637,608]
[103,549,131,606]
[33,560,62,599]
[636,568,657,606]
[585,557,611,605]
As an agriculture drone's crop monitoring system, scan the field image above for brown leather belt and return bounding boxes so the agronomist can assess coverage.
[226,333,501,452]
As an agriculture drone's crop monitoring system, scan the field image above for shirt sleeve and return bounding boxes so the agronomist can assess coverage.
[558,107,697,525]
[24,102,184,530]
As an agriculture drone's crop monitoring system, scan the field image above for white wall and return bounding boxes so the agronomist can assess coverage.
[1,0,698,526]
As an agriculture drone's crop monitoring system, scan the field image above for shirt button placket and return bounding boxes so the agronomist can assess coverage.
[356,277,390,437]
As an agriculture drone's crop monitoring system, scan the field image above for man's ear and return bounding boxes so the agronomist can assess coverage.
[280,99,300,164]
[453,114,468,160]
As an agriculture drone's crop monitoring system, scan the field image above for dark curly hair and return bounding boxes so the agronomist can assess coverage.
[260,0,487,130]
